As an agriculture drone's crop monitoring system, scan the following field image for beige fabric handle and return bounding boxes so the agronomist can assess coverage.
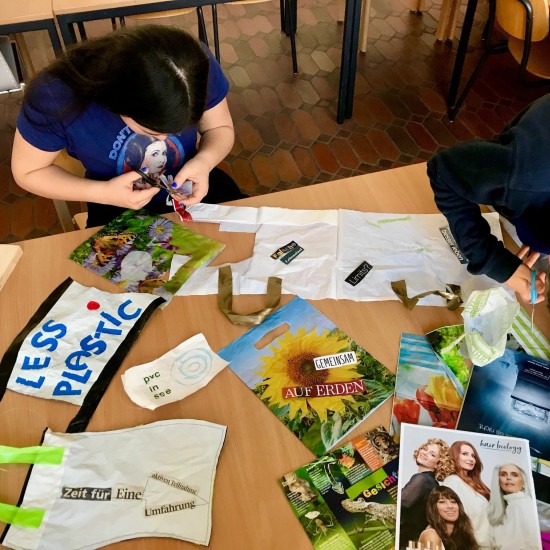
[217,266,282,325]
[391,279,462,311]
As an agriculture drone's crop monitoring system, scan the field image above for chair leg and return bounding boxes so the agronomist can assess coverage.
[77,22,87,41]
[53,200,75,233]
[285,0,298,74]
[211,4,220,63]
[197,6,209,48]
[280,0,287,34]
[516,0,534,81]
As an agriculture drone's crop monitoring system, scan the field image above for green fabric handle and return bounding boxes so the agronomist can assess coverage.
[0,503,44,528]
[0,445,64,465]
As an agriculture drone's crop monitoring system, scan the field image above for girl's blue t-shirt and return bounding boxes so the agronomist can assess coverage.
[17,47,229,208]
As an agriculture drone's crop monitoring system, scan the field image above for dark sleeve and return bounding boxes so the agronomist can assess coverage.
[203,46,229,111]
[401,474,432,511]
[16,77,71,152]
[428,141,522,283]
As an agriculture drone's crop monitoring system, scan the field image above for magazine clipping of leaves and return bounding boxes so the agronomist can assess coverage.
[69,209,225,301]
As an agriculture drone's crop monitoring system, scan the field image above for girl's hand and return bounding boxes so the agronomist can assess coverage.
[172,156,211,205]
[505,246,546,303]
[101,171,159,209]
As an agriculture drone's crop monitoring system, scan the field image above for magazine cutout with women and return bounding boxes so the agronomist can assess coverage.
[396,424,541,550]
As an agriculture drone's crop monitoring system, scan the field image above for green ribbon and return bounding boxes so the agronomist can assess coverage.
[218,266,282,326]
[0,445,64,529]
[391,280,462,311]
[0,503,45,528]
[0,445,64,465]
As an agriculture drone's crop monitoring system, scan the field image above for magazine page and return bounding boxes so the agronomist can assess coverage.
[457,348,550,460]
[280,427,399,550]
[396,424,541,550]
[218,297,395,456]
[391,334,463,442]
[425,325,471,398]
[70,209,225,300]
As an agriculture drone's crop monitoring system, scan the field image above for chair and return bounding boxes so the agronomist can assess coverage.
[0,37,22,94]
[124,8,213,59]
[448,0,550,119]
[52,150,88,231]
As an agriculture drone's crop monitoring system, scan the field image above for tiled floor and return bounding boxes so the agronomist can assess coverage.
[1,0,548,242]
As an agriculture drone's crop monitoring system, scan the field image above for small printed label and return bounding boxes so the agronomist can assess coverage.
[271,241,298,260]
[282,379,366,399]
[440,227,468,264]
[281,246,304,264]
[314,351,358,370]
[345,261,373,286]
[61,487,112,501]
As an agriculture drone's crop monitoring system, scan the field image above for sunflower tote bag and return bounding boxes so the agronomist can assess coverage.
[1,419,227,550]
[0,278,164,431]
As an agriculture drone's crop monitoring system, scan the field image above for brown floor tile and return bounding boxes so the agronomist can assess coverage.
[10,196,35,240]
[272,149,302,183]
[311,142,339,173]
[329,138,361,169]
[235,120,263,151]
[0,203,10,241]
[291,110,321,140]
[251,153,279,188]
[292,146,320,179]
[367,128,400,161]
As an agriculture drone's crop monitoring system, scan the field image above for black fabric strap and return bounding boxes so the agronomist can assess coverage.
[66,297,165,433]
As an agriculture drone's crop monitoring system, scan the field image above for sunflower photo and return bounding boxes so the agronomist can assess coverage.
[70,209,225,300]
[218,297,395,456]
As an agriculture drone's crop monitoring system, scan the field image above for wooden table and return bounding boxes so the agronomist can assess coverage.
[0,163,541,549]
[0,0,62,59]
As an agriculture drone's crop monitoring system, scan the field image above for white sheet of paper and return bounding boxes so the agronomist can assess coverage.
[121,333,227,410]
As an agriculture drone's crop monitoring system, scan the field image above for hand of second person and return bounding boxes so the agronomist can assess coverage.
[172,156,211,206]
[505,246,546,303]
[102,171,160,209]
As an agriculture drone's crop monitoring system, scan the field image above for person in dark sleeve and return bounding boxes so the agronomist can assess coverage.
[399,438,455,550]
[427,94,550,303]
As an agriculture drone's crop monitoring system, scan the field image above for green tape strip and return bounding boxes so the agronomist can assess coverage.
[0,445,64,465]
[0,503,44,528]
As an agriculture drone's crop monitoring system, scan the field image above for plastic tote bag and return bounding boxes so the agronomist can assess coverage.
[1,419,227,549]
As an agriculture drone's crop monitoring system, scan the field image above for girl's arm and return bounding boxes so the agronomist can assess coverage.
[173,98,234,204]
[11,130,159,209]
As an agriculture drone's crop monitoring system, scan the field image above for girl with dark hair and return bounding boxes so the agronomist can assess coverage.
[442,441,492,548]
[12,24,245,227]
[418,486,479,550]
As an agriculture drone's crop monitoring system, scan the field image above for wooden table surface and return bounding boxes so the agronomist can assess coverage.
[0,0,53,25]
[0,163,541,549]
[51,0,184,16]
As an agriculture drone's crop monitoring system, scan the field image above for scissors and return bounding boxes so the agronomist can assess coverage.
[530,269,537,331]
[135,169,192,221]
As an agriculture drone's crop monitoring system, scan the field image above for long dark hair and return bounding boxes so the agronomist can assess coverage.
[23,25,209,134]
[449,441,490,499]
[426,486,478,550]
